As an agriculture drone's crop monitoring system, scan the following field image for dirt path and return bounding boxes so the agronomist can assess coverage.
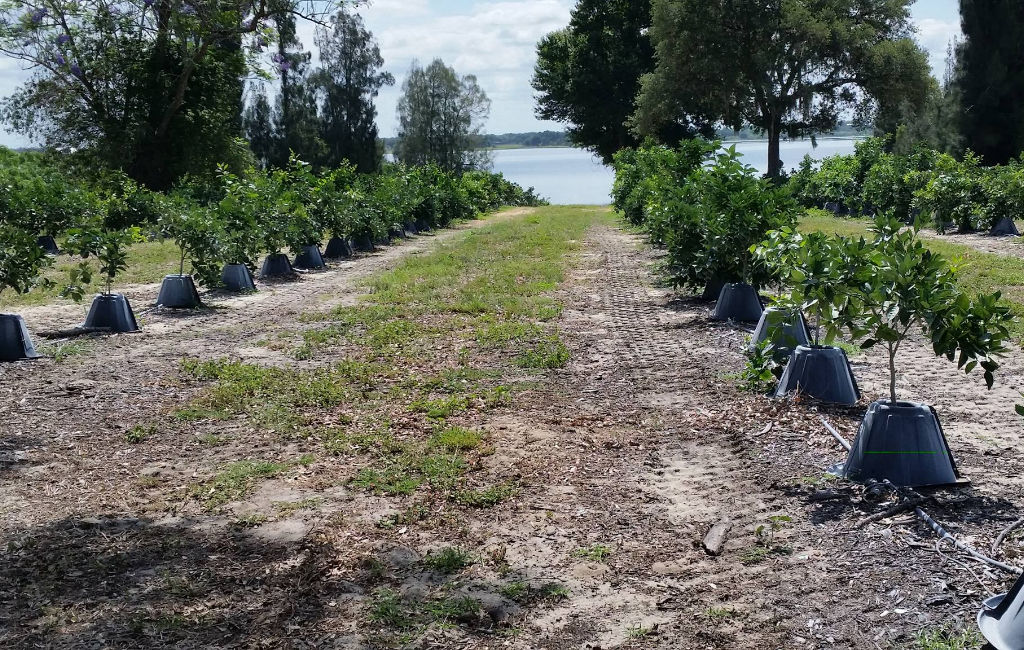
[3,210,1022,649]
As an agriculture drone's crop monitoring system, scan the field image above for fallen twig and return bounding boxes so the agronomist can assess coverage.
[991,516,1024,557]
[854,497,928,529]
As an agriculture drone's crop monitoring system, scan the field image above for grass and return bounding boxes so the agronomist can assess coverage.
[125,424,155,444]
[0,238,183,308]
[800,209,1024,341]
[572,544,614,562]
[430,426,483,451]
[422,547,474,573]
[36,340,94,362]
[190,460,290,511]
[911,626,982,650]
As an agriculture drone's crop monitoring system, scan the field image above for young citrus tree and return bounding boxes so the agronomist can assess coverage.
[840,215,1012,403]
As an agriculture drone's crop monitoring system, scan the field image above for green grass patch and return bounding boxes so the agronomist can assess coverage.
[430,426,482,451]
[572,544,614,562]
[422,547,474,574]
[190,460,291,510]
[410,394,470,419]
[515,336,570,369]
[454,483,518,508]
[911,626,982,650]
[36,340,94,362]
[125,424,155,444]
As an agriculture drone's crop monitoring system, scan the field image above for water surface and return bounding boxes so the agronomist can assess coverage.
[491,139,861,205]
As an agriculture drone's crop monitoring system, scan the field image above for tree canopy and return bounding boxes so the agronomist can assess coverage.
[957,0,1024,166]
[531,0,697,164]
[395,58,490,174]
[633,0,932,177]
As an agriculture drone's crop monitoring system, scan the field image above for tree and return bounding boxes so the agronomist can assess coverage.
[633,0,932,178]
[313,9,393,173]
[0,0,360,189]
[957,0,1024,166]
[395,59,491,173]
[243,88,276,167]
[531,0,698,164]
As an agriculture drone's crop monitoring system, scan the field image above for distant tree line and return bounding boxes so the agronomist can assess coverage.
[534,0,1024,172]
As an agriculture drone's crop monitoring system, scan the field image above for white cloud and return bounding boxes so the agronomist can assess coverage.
[914,18,961,78]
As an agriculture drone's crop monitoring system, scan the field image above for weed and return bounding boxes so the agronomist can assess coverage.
[422,547,473,574]
[430,426,482,451]
[38,340,93,362]
[190,460,289,510]
[706,606,735,620]
[272,498,323,514]
[423,596,481,624]
[137,476,161,488]
[515,336,570,369]
[744,515,793,565]
[233,513,268,528]
[362,556,388,580]
[174,407,231,422]
[369,589,413,629]
[572,544,613,562]
[913,626,983,650]
[499,581,528,600]
[475,320,543,347]
[352,465,421,496]
[740,340,778,393]
[627,623,653,639]
[454,483,518,507]
[420,454,467,489]
[125,425,155,444]
[410,394,470,419]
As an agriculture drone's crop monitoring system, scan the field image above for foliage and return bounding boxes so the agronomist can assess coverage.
[633,0,932,177]
[313,9,394,173]
[657,146,798,290]
[531,0,698,163]
[846,216,1010,403]
[66,223,146,295]
[395,58,491,173]
[159,198,223,288]
[914,151,985,233]
[740,340,778,393]
[611,139,715,230]
[957,0,1024,167]
[980,160,1024,231]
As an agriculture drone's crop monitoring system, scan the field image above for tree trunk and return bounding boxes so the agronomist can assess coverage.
[767,118,782,179]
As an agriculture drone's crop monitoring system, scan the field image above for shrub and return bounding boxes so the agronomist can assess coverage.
[914,151,985,233]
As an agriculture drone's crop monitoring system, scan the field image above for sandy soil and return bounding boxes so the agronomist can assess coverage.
[2,212,1022,649]
[918,226,1024,258]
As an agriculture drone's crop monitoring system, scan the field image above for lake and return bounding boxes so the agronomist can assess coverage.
[490,139,861,205]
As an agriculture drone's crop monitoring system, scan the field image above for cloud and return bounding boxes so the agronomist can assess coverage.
[358,0,574,134]
[914,18,961,77]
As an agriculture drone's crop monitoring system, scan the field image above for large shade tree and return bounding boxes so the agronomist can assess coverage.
[633,0,932,178]
[395,58,490,173]
[531,0,700,164]
[957,0,1024,166]
[0,0,361,189]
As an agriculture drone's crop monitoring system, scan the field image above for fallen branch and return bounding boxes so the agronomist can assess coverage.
[991,516,1024,557]
[37,326,112,339]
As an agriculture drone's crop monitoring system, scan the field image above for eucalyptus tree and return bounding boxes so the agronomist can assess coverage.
[633,0,932,178]
[313,8,393,173]
[395,58,491,173]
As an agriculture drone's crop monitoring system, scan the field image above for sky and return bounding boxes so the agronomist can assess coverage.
[0,0,964,146]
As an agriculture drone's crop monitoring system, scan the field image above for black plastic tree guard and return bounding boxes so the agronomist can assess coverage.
[991,217,1020,237]
[293,245,326,270]
[374,234,392,247]
[260,253,294,278]
[324,237,353,259]
[415,219,431,232]
[390,226,407,239]
[747,307,810,355]
[775,344,860,405]
[354,235,375,253]
[836,400,965,488]
[0,314,41,361]
[978,571,1024,650]
[701,276,735,302]
[405,221,419,235]
[156,274,202,308]
[37,235,60,255]
[711,283,763,322]
[83,294,139,333]
[221,264,256,292]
